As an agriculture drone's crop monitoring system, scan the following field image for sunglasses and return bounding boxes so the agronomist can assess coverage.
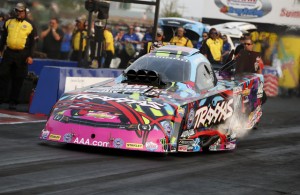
[244,43,253,46]
[157,34,162,37]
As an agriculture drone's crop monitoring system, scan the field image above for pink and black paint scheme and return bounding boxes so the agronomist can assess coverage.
[40,45,264,153]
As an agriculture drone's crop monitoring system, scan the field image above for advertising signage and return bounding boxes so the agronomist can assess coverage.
[215,0,272,19]
[202,0,300,26]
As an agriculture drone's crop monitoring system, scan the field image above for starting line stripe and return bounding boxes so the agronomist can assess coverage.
[0,110,48,125]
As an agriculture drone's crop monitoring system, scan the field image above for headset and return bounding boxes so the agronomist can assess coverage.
[171,26,186,37]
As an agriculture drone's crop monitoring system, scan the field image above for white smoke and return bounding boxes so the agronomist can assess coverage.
[217,94,257,138]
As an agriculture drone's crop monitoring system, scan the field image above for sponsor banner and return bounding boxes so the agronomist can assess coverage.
[202,0,300,26]
[263,66,279,76]
[215,0,272,19]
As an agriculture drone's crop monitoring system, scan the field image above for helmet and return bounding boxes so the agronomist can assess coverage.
[15,2,26,12]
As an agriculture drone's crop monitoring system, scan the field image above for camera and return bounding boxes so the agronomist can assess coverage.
[85,0,110,19]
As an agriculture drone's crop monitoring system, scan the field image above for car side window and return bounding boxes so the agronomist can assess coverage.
[195,63,215,90]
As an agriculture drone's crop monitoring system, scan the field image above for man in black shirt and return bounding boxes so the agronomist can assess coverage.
[234,33,250,58]
[40,18,64,59]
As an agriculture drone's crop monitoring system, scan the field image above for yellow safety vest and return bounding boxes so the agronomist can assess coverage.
[5,19,33,50]
[103,29,115,54]
[73,30,87,51]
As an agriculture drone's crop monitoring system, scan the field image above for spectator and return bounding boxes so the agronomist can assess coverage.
[134,26,143,52]
[103,25,115,68]
[70,15,87,63]
[201,28,223,66]
[40,18,64,59]
[118,25,140,69]
[135,26,143,41]
[170,27,193,48]
[142,26,153,43]
[114,28,124,58]
[198,32,208,52]
[140,26,153,53]
[0,2,36,109]
[112,24,121,37]
[221,34,231,63]
[60,23,73,60]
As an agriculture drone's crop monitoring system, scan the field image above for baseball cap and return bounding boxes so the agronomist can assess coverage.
[15,2,26,12]
[157,28,163,36]
[76,15,87,23]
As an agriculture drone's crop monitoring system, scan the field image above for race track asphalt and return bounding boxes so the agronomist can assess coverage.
[0,96,299,195]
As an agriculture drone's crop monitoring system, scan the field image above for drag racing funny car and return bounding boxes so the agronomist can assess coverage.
[40,45,264,153]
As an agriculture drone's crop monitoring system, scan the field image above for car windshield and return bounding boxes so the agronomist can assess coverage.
[125,55,191,82]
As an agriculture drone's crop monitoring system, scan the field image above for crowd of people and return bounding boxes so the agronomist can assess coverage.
[0,3,262,71]
[0,2,266,110]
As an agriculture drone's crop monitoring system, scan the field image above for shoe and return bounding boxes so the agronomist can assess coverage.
[9,103,17,110]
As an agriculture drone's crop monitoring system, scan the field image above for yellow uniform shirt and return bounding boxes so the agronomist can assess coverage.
[170,36,193,48]
[206,38,223,61]
[72,30,87,51]
[5,19,33,50]
[104,29,115,55]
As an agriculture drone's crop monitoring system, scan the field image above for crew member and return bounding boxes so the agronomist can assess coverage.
[235,37,264,74]
[169,27,193,48]
[0,2,36,109]
[201,28,223,66]
[70,15,88,63]
[147,28,167,53]
[103,25,115,68]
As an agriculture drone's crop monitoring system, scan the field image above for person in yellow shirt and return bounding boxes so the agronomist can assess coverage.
[169,27,193,48]
[147,28,168,53]
[0,2,36,110]
[201,28,223,66]
[103,26,115,68]
[70,15,87,63]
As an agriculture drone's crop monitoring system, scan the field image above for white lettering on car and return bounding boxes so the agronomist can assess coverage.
[194,99,233,128]
[73,137,109,147]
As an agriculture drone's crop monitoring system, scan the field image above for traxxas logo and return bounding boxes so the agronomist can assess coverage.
[194,99,233,128]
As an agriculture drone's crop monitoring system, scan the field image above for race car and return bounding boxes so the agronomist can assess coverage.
[40,45,264,153]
